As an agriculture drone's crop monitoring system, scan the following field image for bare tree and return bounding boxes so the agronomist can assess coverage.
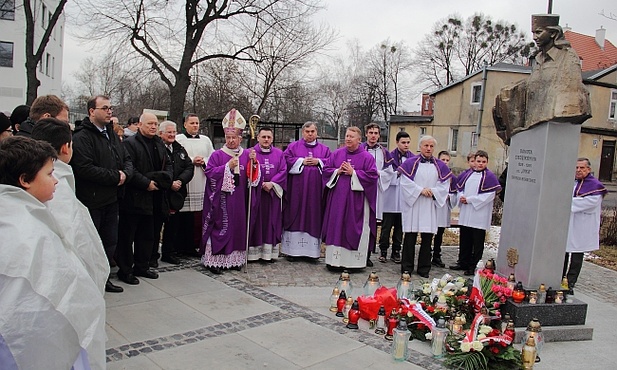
[414,16,462,88]
[22,0,68,104]
[240,16,336,117]
[457,14,532,76]
[599,9,617,21]
[414,14,533,89]
[76,0,322,123]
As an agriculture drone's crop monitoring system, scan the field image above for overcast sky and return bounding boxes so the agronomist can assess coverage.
[62,0,617,98]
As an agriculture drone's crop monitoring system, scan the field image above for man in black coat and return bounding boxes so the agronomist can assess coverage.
[152,121,194,265]
[71,95,134,293]
[116,112,172,285]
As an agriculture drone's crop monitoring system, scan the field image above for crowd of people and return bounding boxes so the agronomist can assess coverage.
[0,93,607,368]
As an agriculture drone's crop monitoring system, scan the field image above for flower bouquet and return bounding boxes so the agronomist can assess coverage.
[444,313,521,370]
[469,269,512,318]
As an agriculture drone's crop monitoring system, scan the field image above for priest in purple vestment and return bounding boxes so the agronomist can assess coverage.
[201,109,261,274]
[282,122,331,260]
[323,127,378,269]
[248,127,287,261]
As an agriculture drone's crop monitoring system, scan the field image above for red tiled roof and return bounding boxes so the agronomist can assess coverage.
[565,30,617,71]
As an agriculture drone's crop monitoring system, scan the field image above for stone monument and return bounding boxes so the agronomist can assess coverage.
[493,13,591,291]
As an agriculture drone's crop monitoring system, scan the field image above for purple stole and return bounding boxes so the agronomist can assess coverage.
[390,148,414,170]
[456,169,501,194]
[574,174,607,197]
[397,155,452,183]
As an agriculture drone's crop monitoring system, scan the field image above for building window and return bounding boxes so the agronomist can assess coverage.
[470,83,482,104]
[1,0,15,20]
[420,127,426,136]
[399,127,406,132]
[51,56,55,78]
[610,89,617,120]
[45,53,50,76]
[471,131,479,147]
[450,128,459,152]
[42,4,47,28]
[0,41,14,67]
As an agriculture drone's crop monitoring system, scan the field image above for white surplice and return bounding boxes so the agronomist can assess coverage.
[457,172,495,231]
[175,134,214,212]
[366,146,395,220]
[566,189,602,253]
[399,163,449,234]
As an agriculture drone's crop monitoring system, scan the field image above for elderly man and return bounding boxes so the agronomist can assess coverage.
[201,109,260,274]
[175,113,214,256]
[116,112,172,284]
[398,136,452,278]
[152,121,194,266]
[563,158,607,293]
[248,127,287,262]
[71,95,133,292]
[282,121,331,261]
[323,127,378,269]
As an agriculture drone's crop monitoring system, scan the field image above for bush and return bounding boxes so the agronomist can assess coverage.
[492,196,503,226]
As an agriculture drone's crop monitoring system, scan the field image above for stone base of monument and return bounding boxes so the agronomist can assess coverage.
[504,297,593,342]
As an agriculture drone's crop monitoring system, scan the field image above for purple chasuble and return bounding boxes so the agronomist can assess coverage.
[201,147,261,258]
[322,147,378,251]
[360,142,394,170]
[251,145,288,246]
[574,174,607,197]
[398,155,452,183]
[456,169,501,194]
[283,139,331,238]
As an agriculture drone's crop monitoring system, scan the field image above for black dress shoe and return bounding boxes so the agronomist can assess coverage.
[229,265,242,271]
[180,249,201,257]
[208,266,223,274]
[105,279,124,293]
[161,255,181,265]
[366,259,374,267]
[149,260,159,268]
[418,272,429,278]
[135,269,159,279]
[432,259,446,268]
[464,269,475,276]
[449,264,466,271]
[117,272,140,285]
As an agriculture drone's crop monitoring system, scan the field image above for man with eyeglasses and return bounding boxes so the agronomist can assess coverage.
[70,95,134,293]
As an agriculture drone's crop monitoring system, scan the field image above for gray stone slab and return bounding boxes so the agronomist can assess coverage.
[106,297,217,343]
[503,297,588,327]
[105,324,129,349]
[106,355,163,370]
[239,317,364,368]
[144,269,229,297]
[306,345,425,369]
[513,325,593,342]
[146,333,300,370]
[105,279,171,308]
[177,287,280,323]
[497,121,582,289]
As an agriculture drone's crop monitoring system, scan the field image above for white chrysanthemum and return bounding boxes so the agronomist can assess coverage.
[472,341,484,351]
[479,325,492,335]
[461,342,472,352]
[425,332,433,340]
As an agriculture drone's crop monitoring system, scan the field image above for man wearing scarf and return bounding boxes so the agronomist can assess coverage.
[563,158,607,293]
[455,150,501,276]
[398,136,452,278]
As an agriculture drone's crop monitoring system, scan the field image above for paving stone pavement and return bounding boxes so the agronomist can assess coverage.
[105,239,617,369]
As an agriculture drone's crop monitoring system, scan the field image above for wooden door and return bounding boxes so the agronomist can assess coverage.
[599,140,615,181]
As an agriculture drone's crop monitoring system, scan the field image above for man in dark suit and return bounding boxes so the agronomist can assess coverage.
[116,112,172,285]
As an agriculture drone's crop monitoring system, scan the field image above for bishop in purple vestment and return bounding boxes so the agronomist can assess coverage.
[323,127,378,268]
[248,127,287,261]
[281,122,331,260]
[201,110,261,274]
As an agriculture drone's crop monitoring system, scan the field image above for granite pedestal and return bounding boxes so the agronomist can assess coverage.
[497,121,582,289]
[503,297,588,327]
